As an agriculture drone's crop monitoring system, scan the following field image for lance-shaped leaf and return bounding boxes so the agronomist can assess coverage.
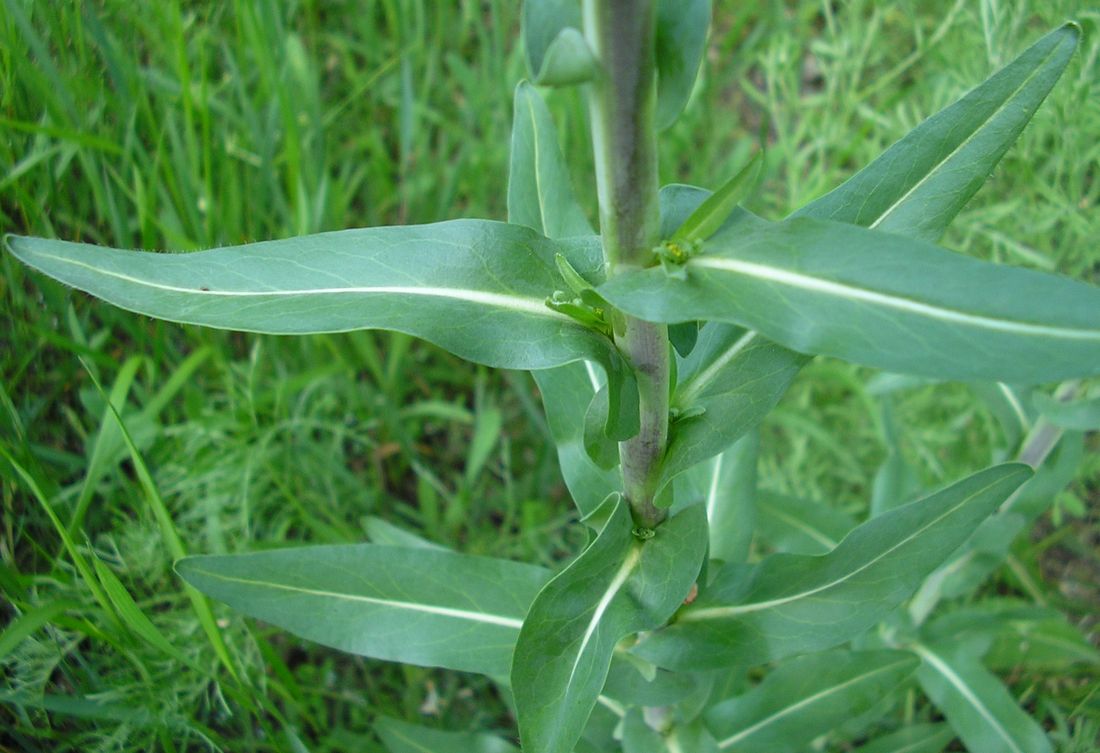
[512,498,708,753]
[5,223,612,371]
[663,323,806,491]
[176,544,550,677]
[704,649,918,752]
[794,24,1080,242]
[599,217,1100,383]
[634,464,1031,670]
[852,724,953,753]
[913,642,1052,753]
[375,716,519,753]
[654,0,711,130]
[522,0,581,84]
[753,490,857,556]
[508,82,594,239]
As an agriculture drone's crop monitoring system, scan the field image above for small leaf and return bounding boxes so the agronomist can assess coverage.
[753,490,857,556]
[512,499,707,753]
[671,153,761,244]
[913,641,1052,753]
[523,0,582,84]
[177,545,550,677]
[1032,392,1100,430]
[794,24,1080,242]
[583,385,621,469]
[654,0,711,130]
[375,716,519,753]
[668,321,699,357]
[601,659,699,709]
[674,432,758,564]
[635,464,1031,670]
[533,28,597,86]
[622,708,665,753]
[599,218,1100,383]
[852,723,954,753]
[704,649,918,752]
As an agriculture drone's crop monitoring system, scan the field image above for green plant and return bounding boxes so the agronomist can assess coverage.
[5,2,1099,752]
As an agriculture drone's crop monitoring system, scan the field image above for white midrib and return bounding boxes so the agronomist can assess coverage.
[36,252,572,322]
[188,569,524,629]
[705,454,725,525]
[564,545,643,690]
[912,644,1025,753]
[683,475,1005,621]
[716,660,912,750]
[691,256,1099,342]
[869,41,1060,230]
[676,331,758,406]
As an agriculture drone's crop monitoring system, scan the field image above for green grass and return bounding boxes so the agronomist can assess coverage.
[1,1,1097,751]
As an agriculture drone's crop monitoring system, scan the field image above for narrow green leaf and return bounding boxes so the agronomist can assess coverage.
[5,223,611,372]
[668,321,699,357]
[599,217,1100,382]
[177,545,550,677]
[623,708,665,753]
[673,432,757,564]
[753,490,857,556]
[508,82,594,238]
[512,499,708,753]
[582,385,620,469]
[0,600,79,662]
[375,716,519,753]
[704,649,918,752]
[672,153,761,244]
[664,323,806,491]
[794,24,1079,242]
[362,516,445,550]
[635,464,1031,670]
[913,641,1052,753]
[1032,392,1100,430]
[533,28,597,86]
[654,0,711,130]
[852,723,953,753]
[523,0,581,84]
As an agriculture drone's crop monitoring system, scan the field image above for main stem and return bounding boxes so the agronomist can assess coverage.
[584,0,667,527]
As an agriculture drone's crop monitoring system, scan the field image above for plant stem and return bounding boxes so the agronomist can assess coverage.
[583,0,667,527]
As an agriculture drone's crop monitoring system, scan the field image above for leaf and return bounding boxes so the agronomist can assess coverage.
[672,153,761,244]
[374,716,519,753]
[5,223,611,373]
[533,363,621,517]
[532,28,597,86]
[601,660,699,708]
[654,0,711,130]
[512,498,708,753]
[913,641,1052,753]
[793,24,1080,242]
[599,217,1100,382]
[852,723,954,753]
[508,82,594,239]
[1033,392,1100,430]
[704,649,918,752]
[753,490,857,556]
[634,464,1031,670]
[177,544,550,677]
[582,384,620,469]
[522,0,581,84]
[673,432,757,564]
[362,516,446,550]
[668,321,699,357]
[664,323,806,491]
[623,708,665,753]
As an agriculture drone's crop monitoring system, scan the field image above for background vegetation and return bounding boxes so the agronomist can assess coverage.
[1,0,1096,750]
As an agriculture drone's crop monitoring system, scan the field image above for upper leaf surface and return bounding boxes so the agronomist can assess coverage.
[634,464,1031,670]
[176,544,550,677]
[511,499,708,753]
[793,24,1079,242]
[704,649,918,752]
[599,218,1100,382]
[6,223,611,372]
[654,0,711,130]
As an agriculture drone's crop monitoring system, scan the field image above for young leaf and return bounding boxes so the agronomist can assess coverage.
[508,82,594,238]
[794,24,1080,242]
[852,724,954,753]
[704,649,918,752]
[753,489,857,556]
[511,498,707,753]
[177,544,550,677]
[654,0,711,130]
[671,152,761,244]
[374,716,519,753]
[532,28,597,86]
[913,642,1052,753]
[5,223,610,373]
[634,464,1031,670]
[522,0,582,84]
[599,217,1100,383]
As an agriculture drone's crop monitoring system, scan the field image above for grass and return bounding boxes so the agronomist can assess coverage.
[1,0,1097,751]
